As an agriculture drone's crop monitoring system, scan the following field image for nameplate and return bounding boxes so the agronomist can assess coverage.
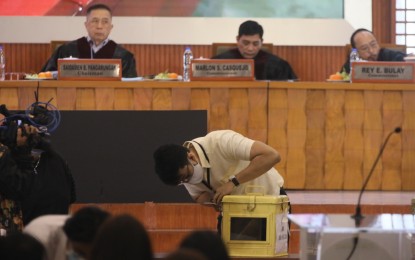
[190,59,254,81]
[57,59,122,81]
[351,61,415,83]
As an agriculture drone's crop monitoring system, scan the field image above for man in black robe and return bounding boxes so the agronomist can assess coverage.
[41,4,137,78]
[342,28,407,73]
[212,20,297,81]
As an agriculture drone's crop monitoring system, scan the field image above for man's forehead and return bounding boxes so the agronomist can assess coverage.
[238,34,262,42]
[87,9,112,20]
[354,31,376,45]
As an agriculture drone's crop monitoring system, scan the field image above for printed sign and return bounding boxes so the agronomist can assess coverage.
[58,59,122,81]
[351,61,414,83]
[190,59,254,81]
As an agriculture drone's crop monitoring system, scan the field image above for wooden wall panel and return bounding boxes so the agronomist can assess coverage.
[18,86,40,108]
[324,90,345,189]
[209,88,229,130]
[133,88,152,110]
[363,91,384,190]
[268,82,414,190]
[229,89,249,137]
[56,88,77,110]
[285,89,307,189]
[344,91,365,189]
[267,89,288,181]
[382,91,403,190]
[305,90,325,189]
[372,0,393,43]
[248,88,268,142]
[95,88,115,110]
[2,81,414,191]
[402,91,415,190]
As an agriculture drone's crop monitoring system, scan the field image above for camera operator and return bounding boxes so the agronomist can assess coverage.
[0,121,76,233]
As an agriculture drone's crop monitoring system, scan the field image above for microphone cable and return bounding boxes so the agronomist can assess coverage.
[352,127,402,225]
[347,127,401,259]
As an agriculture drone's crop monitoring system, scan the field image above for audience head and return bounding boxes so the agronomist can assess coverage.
[164,248,209,260]
[179,230,230,260]
[236,20,264,59]
[84,3,114,46]
[0,232,45,260]
[89,214,153,260]
[153,144,189,186]
[63,206,110,259]
[350,28,380,61]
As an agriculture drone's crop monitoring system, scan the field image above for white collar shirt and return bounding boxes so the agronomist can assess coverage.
[183,130,284,200]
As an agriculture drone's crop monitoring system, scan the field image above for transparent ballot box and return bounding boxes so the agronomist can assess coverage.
[289,214,415,260]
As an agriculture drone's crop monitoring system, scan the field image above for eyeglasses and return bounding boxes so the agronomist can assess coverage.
[357,40,379,53]
[178,163,193,185]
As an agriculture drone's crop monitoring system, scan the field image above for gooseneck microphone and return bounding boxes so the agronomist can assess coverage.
[351,127,402,225]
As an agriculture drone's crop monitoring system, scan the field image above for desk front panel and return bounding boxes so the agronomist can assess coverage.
[1,80,413,191]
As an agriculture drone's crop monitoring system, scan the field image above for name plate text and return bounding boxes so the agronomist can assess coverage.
[58,59,122,81]
[351,61,414,83]
[190,59,254,81]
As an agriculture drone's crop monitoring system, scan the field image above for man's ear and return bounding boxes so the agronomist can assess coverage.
[187,151,198,163]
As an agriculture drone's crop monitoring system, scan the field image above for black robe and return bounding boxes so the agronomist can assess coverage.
[212,48,297,80]
[41,37,138,78]
[341,48,407,73]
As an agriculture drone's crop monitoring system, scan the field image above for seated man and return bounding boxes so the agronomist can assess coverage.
[24,206,110,260]
[41,3,137,78]
[211,20,297,80]
[342,28,407,73]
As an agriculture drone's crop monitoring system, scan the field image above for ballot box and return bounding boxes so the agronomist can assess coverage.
[221,194,290,257]
[289,214,415,260]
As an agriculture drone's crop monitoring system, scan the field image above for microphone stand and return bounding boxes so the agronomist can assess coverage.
[351,127,401,226]
[346,127,401,260]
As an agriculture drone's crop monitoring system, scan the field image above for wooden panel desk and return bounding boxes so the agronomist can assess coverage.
[1,80,414,191]
[268,81,415,191]
[13,80,268,142]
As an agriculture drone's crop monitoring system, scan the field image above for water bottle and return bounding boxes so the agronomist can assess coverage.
[0,45,5,81]
[183,47,193,82]
[349,48,359,83]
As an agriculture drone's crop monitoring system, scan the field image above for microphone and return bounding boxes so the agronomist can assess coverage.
[352,127,402,226]
[89,40,94,59]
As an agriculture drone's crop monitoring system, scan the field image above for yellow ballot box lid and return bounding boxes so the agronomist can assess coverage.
[222,194,289,204]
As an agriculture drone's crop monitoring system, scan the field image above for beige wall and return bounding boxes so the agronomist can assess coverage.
[0,0,371,46]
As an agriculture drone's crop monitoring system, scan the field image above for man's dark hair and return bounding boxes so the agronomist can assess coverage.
[180,230,230,260]
[89,214,153,260]
[86,3,112,16]
[238,20,264,39]
[63,206,110,243]
[0,233,46,260]
[153,144,189,185]
[350,28,372,48]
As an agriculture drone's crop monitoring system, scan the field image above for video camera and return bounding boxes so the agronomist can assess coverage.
[0,88,61,147]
